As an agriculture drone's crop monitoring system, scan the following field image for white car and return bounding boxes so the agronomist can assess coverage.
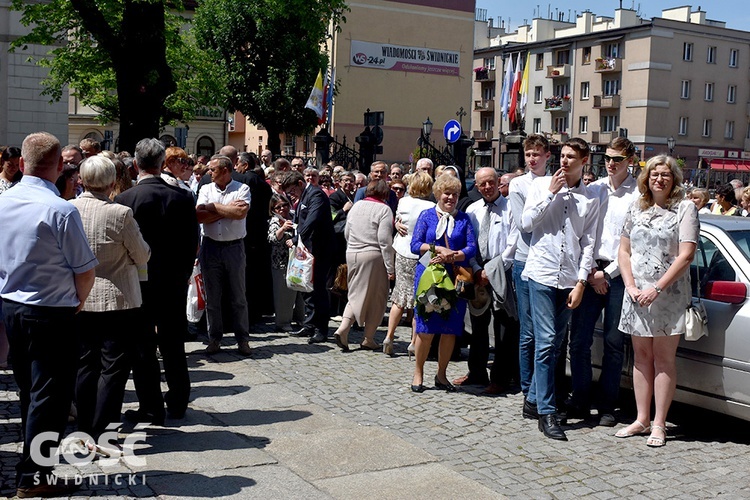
[591,214,750,421]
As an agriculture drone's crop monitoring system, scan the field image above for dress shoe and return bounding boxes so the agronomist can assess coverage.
[482,383,508,395]
[290,328,314,338]
[538,414,568,441]
[308,332,327,344]
[205,339,221,354]
[17,481,80,498]
[411,384,425,393]
[334,332,349,352]
[452,374,490,386]
[522,398,539,420]
[360,339,381,350]
[598,413,617,427]
[238,340,253,356]
[124,409,165,426]
[434,376,457,392]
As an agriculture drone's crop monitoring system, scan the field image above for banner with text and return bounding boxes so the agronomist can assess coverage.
[350,40,460,76]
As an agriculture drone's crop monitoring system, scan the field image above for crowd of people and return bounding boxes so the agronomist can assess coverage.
[0,129,747,496]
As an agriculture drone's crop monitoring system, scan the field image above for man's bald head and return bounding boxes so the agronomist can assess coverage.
[219,145,238,166]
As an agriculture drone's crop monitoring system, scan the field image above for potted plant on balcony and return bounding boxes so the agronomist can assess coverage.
[474,66,489,80]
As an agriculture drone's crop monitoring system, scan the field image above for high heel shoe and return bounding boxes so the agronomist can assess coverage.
[407,342,415,360]
[383,339,394,356]
[434,376,456,392]
[333,331,349,352]
[411,384,425,393]
[360,339,381,350]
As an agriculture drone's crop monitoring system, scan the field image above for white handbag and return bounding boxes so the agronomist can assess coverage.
[685,299,708,341]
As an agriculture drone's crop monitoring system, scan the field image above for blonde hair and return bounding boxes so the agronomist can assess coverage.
[408,171,433,199]
[637,155,684,210]
[433,174,461,198]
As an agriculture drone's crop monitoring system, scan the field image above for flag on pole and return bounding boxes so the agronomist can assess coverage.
[305,70,325,120]
[322,67,335,126]
[508,54,522,127]
[499,55,514,119]
[519,53,530,121]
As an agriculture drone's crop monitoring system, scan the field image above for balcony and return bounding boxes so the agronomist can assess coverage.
[549,132,569,143]
[473,130,494,141]
[546,64,571,78]
[593,94,621,109]
[594,57,622,73]
[544,96,571,112]
[591,131,616,144]
[474,69,496,82]
[474,99,495,112]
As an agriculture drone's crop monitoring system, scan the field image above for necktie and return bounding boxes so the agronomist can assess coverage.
[478,201,493,262]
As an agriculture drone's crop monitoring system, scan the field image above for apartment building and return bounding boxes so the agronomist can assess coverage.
[472,5,750,183]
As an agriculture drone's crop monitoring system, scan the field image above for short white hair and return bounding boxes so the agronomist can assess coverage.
[79,154,116,191]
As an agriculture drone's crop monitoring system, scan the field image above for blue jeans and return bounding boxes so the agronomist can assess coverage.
[569,276,626,413]
[513,261,535,396]
[527,279,572,415]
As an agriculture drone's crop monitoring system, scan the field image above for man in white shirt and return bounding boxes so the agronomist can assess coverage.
[521,138,600,441]
[197,155,253,356]
[508,134,550,420]
[454,168,518,393]
[568,138,639,427]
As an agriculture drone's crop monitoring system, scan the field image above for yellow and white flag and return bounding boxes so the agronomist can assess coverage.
[304,70,325,119]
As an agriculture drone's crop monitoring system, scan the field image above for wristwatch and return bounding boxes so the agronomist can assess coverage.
[577,279,588,287]
[654,284,663,294]
[602,271,612,286]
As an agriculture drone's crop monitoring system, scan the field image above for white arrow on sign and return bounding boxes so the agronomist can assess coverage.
[448,125,460,139]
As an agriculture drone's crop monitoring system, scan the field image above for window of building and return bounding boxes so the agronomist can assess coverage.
[707,46,717,64]
[704,82,714,101]
[533,118,542,134]
[603,79,620,96]
[579,116,588,134]
[680,80,691,99]
[729,48,739,68]
[728,85,737,104]
[534,86,543,103]
[554,83,570,97]
[604,42,621,58]
[602,115,619,132]
[482,116,493,130]
[702,119,712,137]
[679,117,689,136]
[197,136,216,157]
[725,121,735,139]
[582,47,592,64]
[554,116,568,133]
[683,42,693,61]
[555,49,570,65]
[483,86,495,100]
[483,57,496,70]
[580,82,590,100]
[536,53,544,70]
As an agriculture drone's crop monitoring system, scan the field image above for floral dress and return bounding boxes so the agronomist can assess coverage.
[618,199,699,337]
[410,208,476,335]
[268,214,293,269]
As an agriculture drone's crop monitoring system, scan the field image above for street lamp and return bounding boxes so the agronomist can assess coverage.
[422,117,433,138]
[419,117,433,162]
[667,136,676,156]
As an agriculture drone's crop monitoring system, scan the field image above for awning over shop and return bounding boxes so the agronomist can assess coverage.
[710,159,750,172]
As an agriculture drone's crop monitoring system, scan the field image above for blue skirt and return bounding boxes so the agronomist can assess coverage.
[413,262,466,336]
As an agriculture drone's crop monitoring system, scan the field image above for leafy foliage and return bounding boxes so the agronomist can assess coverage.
[192,0,347,153]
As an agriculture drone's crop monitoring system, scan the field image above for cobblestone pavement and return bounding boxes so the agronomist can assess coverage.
[1,319,749,498]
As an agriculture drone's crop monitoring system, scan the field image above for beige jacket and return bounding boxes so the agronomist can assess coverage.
[71,191,151,311]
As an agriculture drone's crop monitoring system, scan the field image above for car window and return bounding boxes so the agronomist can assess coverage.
[692,235,736,297]
[727,229,750,262]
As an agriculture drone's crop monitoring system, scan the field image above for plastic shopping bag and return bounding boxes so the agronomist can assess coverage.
[186,261,206,322]
[286,240,315,293]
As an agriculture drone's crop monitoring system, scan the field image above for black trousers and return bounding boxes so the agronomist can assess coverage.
[4,300,78,487]
[133,282,191,417]
[468,306,520,386]
[75,309,139,439]
[302,254,332,335]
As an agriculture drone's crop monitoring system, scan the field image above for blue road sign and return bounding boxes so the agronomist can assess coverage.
[443,120,462,144]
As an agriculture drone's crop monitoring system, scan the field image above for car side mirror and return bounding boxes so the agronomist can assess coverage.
[704,281,747,304]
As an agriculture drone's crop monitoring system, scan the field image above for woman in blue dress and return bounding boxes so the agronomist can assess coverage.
[410,175,477,392]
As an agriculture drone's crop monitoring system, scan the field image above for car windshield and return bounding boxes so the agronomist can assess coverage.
[727,229,750,263]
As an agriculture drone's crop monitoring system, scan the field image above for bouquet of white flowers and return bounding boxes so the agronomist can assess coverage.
[416,262,457,321]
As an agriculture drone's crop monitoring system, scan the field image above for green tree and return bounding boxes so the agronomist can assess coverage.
[192,0,346,155]
[10,0,216,153]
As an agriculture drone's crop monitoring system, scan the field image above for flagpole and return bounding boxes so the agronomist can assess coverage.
[325,16,338,132]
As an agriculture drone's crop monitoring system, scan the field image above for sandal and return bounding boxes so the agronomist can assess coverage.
[614,420,651,438]
[646,425,667,447]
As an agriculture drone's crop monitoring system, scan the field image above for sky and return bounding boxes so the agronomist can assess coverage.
[474,1,749,32]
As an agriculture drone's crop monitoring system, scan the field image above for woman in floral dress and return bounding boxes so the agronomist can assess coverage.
[267,193,304,332]
[616,155,699,447]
